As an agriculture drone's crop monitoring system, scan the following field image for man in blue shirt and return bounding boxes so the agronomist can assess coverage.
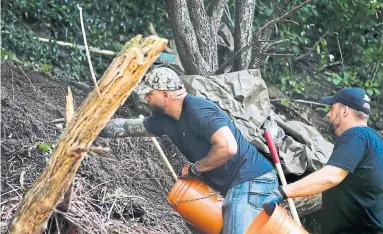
[263,87,383,233]
[101,67,278,233]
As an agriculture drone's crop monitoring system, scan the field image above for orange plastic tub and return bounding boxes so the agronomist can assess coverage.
[245,205,309,234]
[167,178,224,234]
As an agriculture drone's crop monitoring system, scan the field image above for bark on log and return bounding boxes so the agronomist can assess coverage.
[282,193,322,217]
[8,35,167,234]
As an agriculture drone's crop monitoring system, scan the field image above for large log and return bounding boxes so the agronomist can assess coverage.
[8,35,167,234]
[282,193,322,217]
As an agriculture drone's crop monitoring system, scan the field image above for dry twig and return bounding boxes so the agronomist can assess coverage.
[336,32,344,76]
[77,4,101,97]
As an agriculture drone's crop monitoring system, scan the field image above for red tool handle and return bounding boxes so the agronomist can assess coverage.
[264,129,280,164]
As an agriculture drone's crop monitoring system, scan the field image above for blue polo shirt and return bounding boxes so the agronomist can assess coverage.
[322,127,383,233]
[143,94,273,193]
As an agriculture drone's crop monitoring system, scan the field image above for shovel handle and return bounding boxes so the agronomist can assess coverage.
[264,130,280,164]
[264,129,302,226]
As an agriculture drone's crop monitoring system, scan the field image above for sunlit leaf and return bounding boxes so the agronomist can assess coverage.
[281,98,290,105]
[36,142,52,153]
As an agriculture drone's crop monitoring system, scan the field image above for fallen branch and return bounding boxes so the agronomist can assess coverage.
[47,118,65,125]
[8,35,168,234]
[34,37,117,56]
[320,60,341,70]
[272,102,312,125]
[271,98,327,107]
[19,171,26,191]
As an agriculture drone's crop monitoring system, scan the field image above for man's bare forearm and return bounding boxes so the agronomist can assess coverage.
[283,165,349,198]
[99,118,149,137]
[196,144,234,172]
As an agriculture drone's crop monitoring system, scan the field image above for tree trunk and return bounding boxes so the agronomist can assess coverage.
[249,30,273,69]
[166,0,211,76]
[187,0,216,70]
[8,35,167,234]
[166,0,226,75]
[234,0,256,71]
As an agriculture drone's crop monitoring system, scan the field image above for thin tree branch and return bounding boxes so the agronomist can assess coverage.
[276,0,292,16]
[336,32,344,76]
[284,19,299,25]
[262,53,296,56]
[223,3,234,29]
[265,39,290,51]
[249,0,312,68]
[77,5,101,97]
[215,38,286,74]
[372,62,380,82]
[215,41,259,74]
[294,30,330,62]
[255,0,312,39]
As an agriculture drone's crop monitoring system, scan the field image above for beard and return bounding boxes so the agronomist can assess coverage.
[329,112,341,135]
[150,105,165,115]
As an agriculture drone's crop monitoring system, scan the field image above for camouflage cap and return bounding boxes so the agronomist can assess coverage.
[137,67,183,96]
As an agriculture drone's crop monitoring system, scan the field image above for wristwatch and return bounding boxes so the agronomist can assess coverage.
[190,161,202,176]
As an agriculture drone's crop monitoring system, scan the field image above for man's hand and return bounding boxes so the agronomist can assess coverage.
[99,118,149,138]
[263,187,287,215]
[178,163,203,179]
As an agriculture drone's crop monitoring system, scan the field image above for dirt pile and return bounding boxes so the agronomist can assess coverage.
[1,62,192,233]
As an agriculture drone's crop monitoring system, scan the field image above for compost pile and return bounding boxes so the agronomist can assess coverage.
[0,61,192,233]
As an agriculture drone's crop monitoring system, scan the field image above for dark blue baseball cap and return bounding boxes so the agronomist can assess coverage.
[320,87,371,114]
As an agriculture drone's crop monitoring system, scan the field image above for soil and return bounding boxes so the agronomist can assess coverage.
[1,61,191,233]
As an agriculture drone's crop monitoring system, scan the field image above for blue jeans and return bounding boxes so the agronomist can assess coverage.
[221,171,279,234]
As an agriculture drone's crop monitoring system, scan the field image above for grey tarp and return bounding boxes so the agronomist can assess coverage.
[133,70,333,175]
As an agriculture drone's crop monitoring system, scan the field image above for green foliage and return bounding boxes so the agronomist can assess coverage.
[2,0,172,81]
[261,0,383,106]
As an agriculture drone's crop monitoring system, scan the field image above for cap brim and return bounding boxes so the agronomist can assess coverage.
[135,83,153,97]
[320,96,336,105]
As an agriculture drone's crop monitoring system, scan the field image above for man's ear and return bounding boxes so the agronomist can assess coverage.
[163,91,169,99]
[343,106,349,116]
